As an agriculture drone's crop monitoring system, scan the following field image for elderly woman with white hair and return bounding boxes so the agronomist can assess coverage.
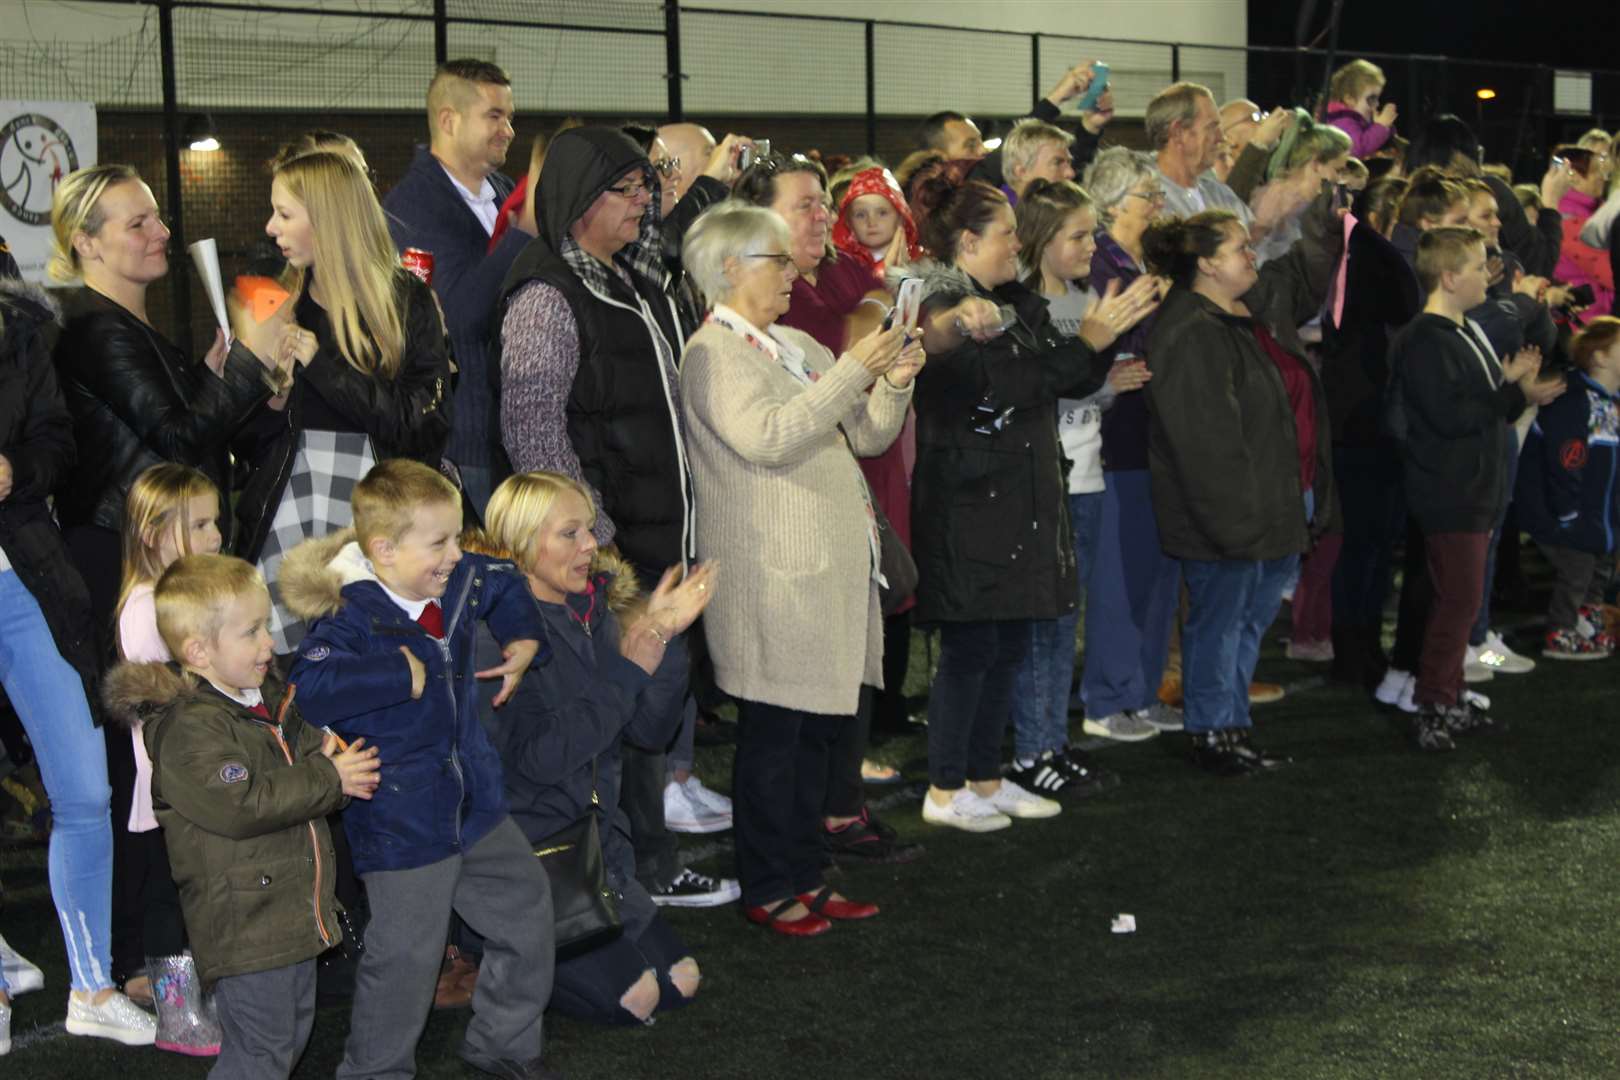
[1072,147,1185,743]
[678,201,923,937]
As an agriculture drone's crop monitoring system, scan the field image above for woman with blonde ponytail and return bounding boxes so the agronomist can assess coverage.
[240,150,453,650]
[51,164,280,656]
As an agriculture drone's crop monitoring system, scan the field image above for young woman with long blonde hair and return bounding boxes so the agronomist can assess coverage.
[237,149,454,651]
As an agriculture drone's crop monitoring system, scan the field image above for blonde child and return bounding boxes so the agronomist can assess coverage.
[1322,59,1397,159]
[111,463,223,1055]
[104,554,379,1078]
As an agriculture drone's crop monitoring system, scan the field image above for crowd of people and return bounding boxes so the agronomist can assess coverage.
[2,49,1619,1078]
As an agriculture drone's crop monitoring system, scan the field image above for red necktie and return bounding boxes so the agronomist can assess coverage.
[247,702,271,720]
[416,601,445,638]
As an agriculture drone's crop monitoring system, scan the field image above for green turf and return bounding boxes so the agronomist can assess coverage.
[5,613,1620,1079]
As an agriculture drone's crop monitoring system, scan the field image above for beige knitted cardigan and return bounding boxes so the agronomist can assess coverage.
[680,320,912,716]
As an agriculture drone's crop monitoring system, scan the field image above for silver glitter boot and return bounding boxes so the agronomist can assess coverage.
[149,952,221,1057]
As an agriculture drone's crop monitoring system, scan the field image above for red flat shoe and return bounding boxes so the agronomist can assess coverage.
[798,886,880,921]
[744,899,832,937]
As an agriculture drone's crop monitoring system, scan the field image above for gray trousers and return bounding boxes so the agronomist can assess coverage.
[337,817,554,1080]
[1541,542,1613,631]
[210,959,316,1080]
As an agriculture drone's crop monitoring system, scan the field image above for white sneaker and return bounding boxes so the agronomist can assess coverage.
[1374,668,1411,706]
[684,774,733,816]
[1080,710,1159,742]
[1135,703,1184,732]
[921,789,1011,833]
[1461,645,1497,684]
[0,934,43,996]
[663,777,732,834]
[983,778,1061,820]
[1396,674,1418,714]
[1478,630,1535,674]
[65,990,156,1046]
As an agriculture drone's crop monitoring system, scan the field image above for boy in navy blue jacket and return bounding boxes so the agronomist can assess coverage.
[1517,317,1620,660]
[282,459,560,1080]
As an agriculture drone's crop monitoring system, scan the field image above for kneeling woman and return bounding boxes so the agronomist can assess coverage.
[474,471,715,1024]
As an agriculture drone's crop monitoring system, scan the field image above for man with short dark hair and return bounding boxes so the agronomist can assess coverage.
[919,111,988,161]
[383,59,533,516]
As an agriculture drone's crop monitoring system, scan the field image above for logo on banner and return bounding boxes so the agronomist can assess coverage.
[0,112,81,226]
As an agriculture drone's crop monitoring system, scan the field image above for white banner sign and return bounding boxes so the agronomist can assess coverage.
[0,101,98,283]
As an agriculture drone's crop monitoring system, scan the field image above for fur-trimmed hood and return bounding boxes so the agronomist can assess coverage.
[278,526,648,624]
[276,528,375,622]
[0,276,59,357]
[102,660,288,730]
[102,661,200,728]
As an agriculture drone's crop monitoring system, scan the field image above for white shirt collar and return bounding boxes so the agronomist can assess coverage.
[438,160,499,235]
[376,576,433,622]
[206,681,265,709]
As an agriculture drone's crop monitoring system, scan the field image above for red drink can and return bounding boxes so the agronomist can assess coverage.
[402,247,434,286]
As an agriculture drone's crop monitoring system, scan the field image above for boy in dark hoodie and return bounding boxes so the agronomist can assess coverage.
[1516,316,1620,659]
[280,458,558,1080]
[103,553,380,1078]
[1385,227,1565,751]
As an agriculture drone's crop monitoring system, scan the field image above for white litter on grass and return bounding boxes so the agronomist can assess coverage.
[1111,913,1137,934]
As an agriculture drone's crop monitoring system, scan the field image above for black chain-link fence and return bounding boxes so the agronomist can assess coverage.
[4,0,1619,346]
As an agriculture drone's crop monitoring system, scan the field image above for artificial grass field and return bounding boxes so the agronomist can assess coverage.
[5,603,1620,1078]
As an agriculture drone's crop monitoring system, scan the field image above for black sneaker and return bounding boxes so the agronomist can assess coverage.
[1443,701,1504,736]
[1411,708,1457,752]
[1060,746,1121,794]
[457,1045,565,1080]
[649,868,742,908]
[1220,729,1289,770]
[1005,753,1076,797]
[824,808,924,864]
[1187,731,1254,776]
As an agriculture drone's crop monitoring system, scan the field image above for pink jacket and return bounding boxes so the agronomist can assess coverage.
[118,584,169,833]
[1323,107,1392,160]
[1557,188,1615,323]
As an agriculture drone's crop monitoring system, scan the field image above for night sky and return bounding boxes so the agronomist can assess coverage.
[1246,0,1609,71]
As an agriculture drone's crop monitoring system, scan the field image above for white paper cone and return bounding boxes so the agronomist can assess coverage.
[188,238,231,344]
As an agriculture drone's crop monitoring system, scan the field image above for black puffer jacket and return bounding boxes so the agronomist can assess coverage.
[910,268,1107,624]
[499,127,692,581]
[233,271,452,561]
[52,288,272,537]
[0,280,98,702]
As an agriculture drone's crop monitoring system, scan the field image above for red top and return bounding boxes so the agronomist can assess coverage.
[1252,323,1316,492]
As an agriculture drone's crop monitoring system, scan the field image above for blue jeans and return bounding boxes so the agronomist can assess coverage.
[1470,430,1521,646]
[1081,470,1180,717]
[1181,555,1299,733]
[0,568,114,993]
[1011,492,1103,759]
[927,620,1032,789]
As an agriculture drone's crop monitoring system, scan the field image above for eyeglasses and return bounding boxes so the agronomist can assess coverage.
[1126,188,1167,205]
[742,252,795,268]
[606,179,652,201]
[651,157,681,177]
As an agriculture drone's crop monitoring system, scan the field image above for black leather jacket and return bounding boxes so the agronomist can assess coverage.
[232,271,453,561]
[52,288,271,536]
[0,280,99,702]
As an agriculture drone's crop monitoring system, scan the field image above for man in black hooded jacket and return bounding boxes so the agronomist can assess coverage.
[498,127,736,908]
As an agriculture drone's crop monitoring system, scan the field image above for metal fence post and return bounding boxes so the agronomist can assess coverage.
[433,0,447,65]
[865,20,876,156]
[1171,43,1181,83]
[1031,32,1040,109]
[665,0,683,121]
[157,0,191,346]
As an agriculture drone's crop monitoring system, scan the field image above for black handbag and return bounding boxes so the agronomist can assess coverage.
[532,760,622,960]
[874,499,919,615]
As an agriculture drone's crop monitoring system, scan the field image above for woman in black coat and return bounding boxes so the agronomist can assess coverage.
[0,273,156,1045]
[910,180,1157,833]
[48,165,278,642]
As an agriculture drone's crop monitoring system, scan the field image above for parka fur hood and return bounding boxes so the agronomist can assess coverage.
[277,526,649,625]
[102,659,203,728]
